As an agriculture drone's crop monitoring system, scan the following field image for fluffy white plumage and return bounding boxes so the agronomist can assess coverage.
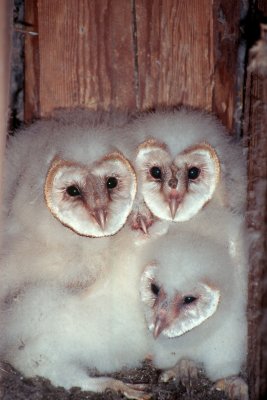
[140,226,248,398]
[0,220,248,398]
[127,108,246,234]
[0,108,248,399]
[0,110,137,300]
[0,230,151,399]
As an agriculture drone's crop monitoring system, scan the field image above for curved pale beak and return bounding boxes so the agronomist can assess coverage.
[131,212,153,234]
[153,310,169,338]
[168,196,179,219]
[93,209,107,230]
[139,216,148,234]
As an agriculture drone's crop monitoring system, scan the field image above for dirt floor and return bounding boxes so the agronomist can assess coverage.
[0,361,232,400]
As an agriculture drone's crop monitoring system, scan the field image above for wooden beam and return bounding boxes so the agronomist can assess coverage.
[25,0,40,122]
[244,2,267,398]
[25,0,136,120]
[135,0,214,112]
[213,0,243,133]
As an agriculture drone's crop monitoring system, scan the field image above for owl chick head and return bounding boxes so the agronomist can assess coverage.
[136,138,220,222]
[140,229,235,339]
[3,110,139,239]
[45,151,137,237]
[133,108,246,224]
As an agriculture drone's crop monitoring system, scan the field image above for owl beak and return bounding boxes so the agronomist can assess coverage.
[169,197,179,219]
[131,213,152,234]
[93,209,107,230]
[139,216,148,234]
[153,311,169,338]
[153,299,172,338]
[168,189,185,219]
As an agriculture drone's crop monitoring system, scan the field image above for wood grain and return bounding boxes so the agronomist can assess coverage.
[135,0,214,111]
[244,3,267,397]
[26,0,136,118]
[24,0,243,134]
[213,0,243,133]
[245,75,267,400]
[25,0,40,122]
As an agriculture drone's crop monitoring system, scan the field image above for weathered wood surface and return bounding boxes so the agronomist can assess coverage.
[24,0,242,134]
[135,0,214,111]
[244,2,267,399]
[24,0,40,122]
[213,0,244,133]
[25,0,137,120]
[245,73,267,400]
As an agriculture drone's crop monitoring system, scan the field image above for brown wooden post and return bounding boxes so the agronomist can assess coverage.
[135,0,214,111]
[25,0,137,121]
[244,2,267,398]
[213,0,244,133]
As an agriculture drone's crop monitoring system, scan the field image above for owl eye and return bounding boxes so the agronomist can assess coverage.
[66,185,81,197]
[183,295,197,305]
[150,166,162,180]
[106,176,118,189]
[188,167,200,180]
[151,282,160,296]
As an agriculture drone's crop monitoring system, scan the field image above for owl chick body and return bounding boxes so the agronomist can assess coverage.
[0,110,137,300]
[127,108,246,235]
[0,234,151,399]
[140,226,248,395]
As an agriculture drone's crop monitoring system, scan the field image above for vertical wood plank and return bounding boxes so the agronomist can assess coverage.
[213,0,243,133]
[244,3,267,398]
[135,0,214,112]
[245,76,267,400]
[25,0,136,118]
[245,2,267,398]
[25,0,40,122]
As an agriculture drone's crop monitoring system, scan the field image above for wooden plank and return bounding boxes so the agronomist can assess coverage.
[25,0,243,134]
[25,0,136,118]
[213,0,243,133]
[244,5,267,399]
[25,0,40,122]
[135,0,214,112]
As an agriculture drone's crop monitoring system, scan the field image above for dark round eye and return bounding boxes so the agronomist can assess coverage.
[106,176,118,189]
[66,185,81,197]
[188,167,200,180]
[183,296,197,305]
[151,283,160,296]
[150,166,162,180]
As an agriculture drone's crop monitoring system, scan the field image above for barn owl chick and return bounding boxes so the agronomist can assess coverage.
[0,109,137,299]
[140,227,248,399]
[44,151,135,237]
[129,108,246,231]
[0,235,152,399]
